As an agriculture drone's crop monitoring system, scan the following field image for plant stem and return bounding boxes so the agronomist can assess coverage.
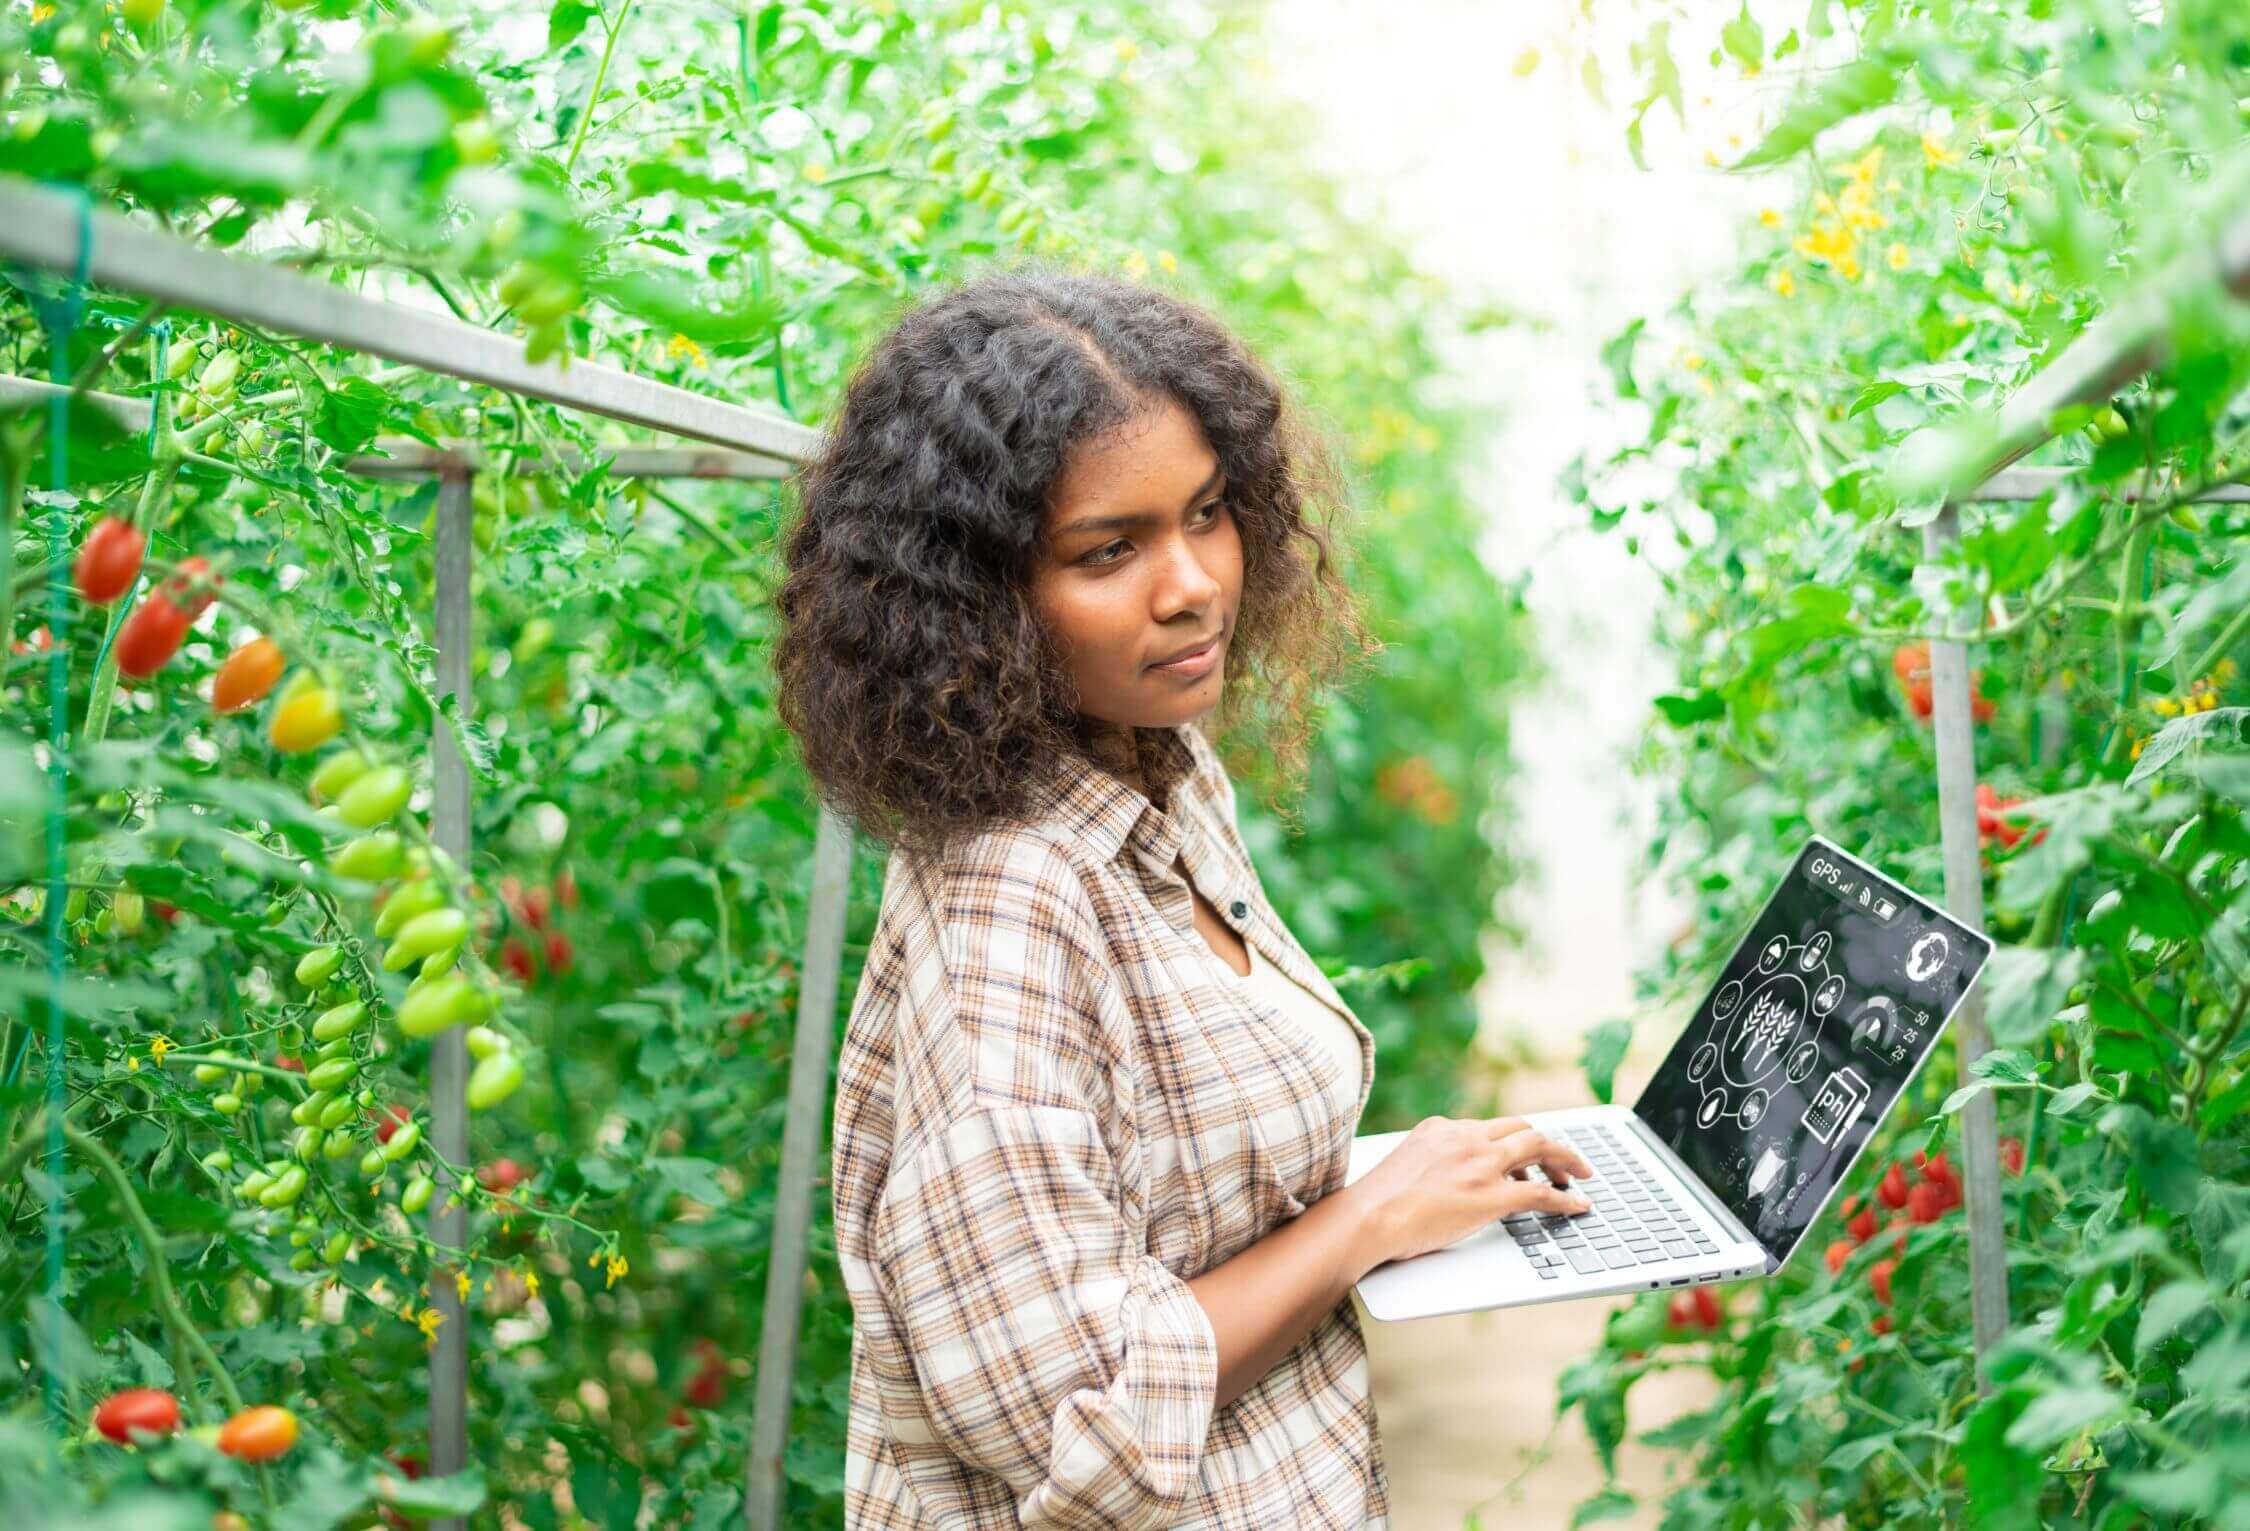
[564,0,638,178]
[62,1121,246,1413]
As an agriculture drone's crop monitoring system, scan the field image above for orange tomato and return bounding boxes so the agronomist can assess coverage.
[216,1404,298,1462]
[212,637,285,714]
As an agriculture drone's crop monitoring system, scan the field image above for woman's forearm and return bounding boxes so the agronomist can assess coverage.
[1185,1183,1392,1411]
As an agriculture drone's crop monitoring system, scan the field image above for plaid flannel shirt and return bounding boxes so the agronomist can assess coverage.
[832,719,1389,1529]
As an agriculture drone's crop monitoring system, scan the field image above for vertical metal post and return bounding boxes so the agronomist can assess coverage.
[746,801,855,1530]
[1922,505,2011,1386]
[428,468,475,1523]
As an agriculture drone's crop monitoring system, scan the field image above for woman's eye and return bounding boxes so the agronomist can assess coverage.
[1081,502,1223,567]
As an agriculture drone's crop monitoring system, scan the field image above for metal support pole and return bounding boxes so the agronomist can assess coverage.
[1922,505,2011,1387]
[746,801,855,1530]
[428,468,476,1525]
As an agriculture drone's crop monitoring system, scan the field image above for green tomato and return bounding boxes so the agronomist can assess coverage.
[258,1165,309,1208]
[380,1119,422,1162]
[309,748,372,804]
[360,1149,388,1180]
[401,1174,435,1215]
[296,944,346,988]
[512,616,557,664]
[316,1094,356,1131]
[289,1248,319,1272]
[308,1056,358,1093]
[466,1051,526,1111]
[323,1230,353,1266]
[194,1063,229,1086]
[311,1000,366,1044]
[463,1025,506,1061]
[322,1127,358,1160]
[329,832,405,882]
[374,877,448,940]
[294,1126,325,1163]
[290,1089,333,1127]
[236,1170,273,1202]
[212,1092,243,1116]
[202,1150,233,1174]
[397,974,491,1039]
[337,765,413,830]
[383,908,470,972]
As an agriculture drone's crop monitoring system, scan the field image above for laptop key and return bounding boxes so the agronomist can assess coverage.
[1600,1249,1636,1270]
[1535,1265,1560,1279]
[1564,1247,1606,1275]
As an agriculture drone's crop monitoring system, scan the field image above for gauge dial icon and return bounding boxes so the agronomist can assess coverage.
[1849,996,1899,1056]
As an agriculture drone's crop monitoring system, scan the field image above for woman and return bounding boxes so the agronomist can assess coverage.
[776,268,1596,1529]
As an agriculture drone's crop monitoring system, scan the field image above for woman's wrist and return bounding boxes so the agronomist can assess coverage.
[1329,1182,1396,1284]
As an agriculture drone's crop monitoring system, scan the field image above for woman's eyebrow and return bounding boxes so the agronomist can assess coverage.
[1057,465,1225,537]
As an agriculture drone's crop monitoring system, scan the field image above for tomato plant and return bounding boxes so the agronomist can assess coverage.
[1558,1,2250,1526]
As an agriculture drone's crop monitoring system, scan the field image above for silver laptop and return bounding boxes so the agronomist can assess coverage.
[1344,835,1994,1321]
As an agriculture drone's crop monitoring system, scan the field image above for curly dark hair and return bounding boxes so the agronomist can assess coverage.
[773,263,1381,862]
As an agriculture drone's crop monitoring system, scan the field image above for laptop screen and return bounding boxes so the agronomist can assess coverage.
[1632,836,1994,1269]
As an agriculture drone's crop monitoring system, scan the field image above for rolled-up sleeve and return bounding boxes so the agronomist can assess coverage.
[874,1104,1219,1528]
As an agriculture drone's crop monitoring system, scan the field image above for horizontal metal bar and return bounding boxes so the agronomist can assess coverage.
[0,177,821,463]
[0,376,793,481]
[346,442,797,481]
[1967,466,2250,503]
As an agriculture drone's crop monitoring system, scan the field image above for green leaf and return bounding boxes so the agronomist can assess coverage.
[2125,706,2248,790]
[1600,317,1643,401]
[1653,690,1725,726]
[1980,946,2083,1045]
[2133,1279,2211,1358]
[1846,380,1906,418]
[2097,1104,2202,1215]
[1570,1489,1638,1527]
[376,1462,488,1519]
[1823,1435,1895,1473]
[2002,1384,2122,1451]
[1731,54,1903,170]
[549,0,597,50]
[1721,5,1765,67]
[1580,1018,1632,1104]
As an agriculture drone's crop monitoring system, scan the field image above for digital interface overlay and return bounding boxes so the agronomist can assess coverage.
[1632,839,1994,1268]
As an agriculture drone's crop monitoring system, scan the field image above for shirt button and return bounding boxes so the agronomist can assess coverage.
[1229,900,1248,919]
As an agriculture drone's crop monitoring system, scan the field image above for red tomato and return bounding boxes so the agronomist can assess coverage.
[12,623,57,655]
[684,1352,728,1408]
[1890,642,1927,683]
[2000,1136,2026,1176]
[543,930,575,975]
[554,867,579,910]
[217,1404,298,1462]
[115,591,191,678]
[1871,1313,1892,1336]
[1847,1205,1878,1244]
[477,1158,528,1193]
[667,1404,695,1435]
[274,1054,303,1074]
[500,937,537,984]
[74,517,145,605]
[1921,1151,1955,1187]
[1906,676,1934,719]
[1878,1162,1910,1210]
[1691,1286,1722,1330]
[1825,1238,1853,1276]
[164,556,221,620]
[1906,1181,1947,1224]
[1869,1257,1897,1307]
[373,1102,411,1143]
[93,1387,179,1444]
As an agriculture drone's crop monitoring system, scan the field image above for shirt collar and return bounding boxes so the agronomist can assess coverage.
[1024,726,1198,868]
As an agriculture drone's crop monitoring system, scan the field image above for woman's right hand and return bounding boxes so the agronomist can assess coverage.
[1348,1116,1596,1270]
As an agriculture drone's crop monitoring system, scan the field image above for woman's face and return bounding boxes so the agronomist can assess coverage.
[1032,398,1240,763]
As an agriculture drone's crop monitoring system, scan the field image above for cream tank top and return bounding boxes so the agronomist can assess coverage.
[1219,939,1363,1119]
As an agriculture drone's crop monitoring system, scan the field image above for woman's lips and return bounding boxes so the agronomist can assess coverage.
[1149,634,1222,675]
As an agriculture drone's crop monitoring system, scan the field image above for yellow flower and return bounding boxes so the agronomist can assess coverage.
[455,1269,471,1302]
[1813,190,1838,217]
[1758,208,1782,228]
[1922,132,1961,168]
[147,1036,172,1062]
[32,2,55,19]
[2154,697,2179,717]
[1122,249,1149,279]
[128,1056,140,1072]
[665,333,707,369]
[416,1306,445,1341]
[1843,145,1884,184]
[588,1250,603,1269]
[803,163,828,183]
[1679,351,1704,371]
[606,1254,629,1288]
[1155,250,1177,274]
[1114,39,1140,62]
[1703,147,1721,168]
[1836,251,1863,282]
[2130,737,2147,760]
[1886,243,1910,271]
[523,1269,540,1299]
[1769,268,1797,297]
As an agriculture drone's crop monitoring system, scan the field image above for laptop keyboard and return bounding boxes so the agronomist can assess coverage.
[1501,1121,1722,1280]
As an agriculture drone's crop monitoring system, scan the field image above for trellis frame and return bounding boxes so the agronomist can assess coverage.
[1909,187,2250,1386]
[0,177,842,1531]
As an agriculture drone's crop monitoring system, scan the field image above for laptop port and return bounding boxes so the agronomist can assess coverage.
[1670,1277,1691,1286]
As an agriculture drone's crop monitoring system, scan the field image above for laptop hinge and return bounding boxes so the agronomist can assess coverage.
[1620,1111,1765,1254]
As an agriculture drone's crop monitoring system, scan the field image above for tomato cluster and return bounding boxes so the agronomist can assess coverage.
[90,1388,297,1464]
[1890,641,1997,724]
[495,869,579,986]
[1974,783,2046,852]
[664,1337,735,1438]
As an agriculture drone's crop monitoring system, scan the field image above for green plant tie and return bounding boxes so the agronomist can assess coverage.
[10,182,94,1424]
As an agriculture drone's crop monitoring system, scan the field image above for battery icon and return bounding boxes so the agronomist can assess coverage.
[1875,898,1896,920]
